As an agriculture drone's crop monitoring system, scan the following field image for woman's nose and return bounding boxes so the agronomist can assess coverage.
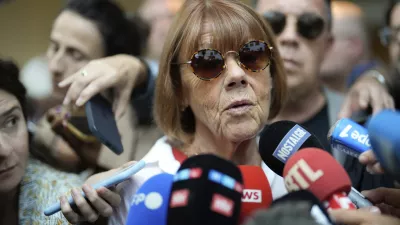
[224,56,248,91]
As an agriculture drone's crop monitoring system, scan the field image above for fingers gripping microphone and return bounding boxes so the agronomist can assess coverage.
[259,121,324,176]
[328,118,371,158]
[367,110,400,180]
[283,148,356,210]
[238,166,273,224]
[126,173,174,225]
[167,154,243,225]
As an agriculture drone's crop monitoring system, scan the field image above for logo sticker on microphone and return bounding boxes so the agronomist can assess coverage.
[208,169,243,193]
[130,192,163,210]
[273,125,311,163]
[242,189,262,203]
[174,168,203,182]
[210,194,234,217]
[170,189,190,208]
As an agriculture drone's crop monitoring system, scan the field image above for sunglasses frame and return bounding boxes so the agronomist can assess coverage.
[263,12,325,40]
[173,40,273,81]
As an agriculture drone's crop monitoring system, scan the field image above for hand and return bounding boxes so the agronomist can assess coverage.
[358,150,385,174]
[32,113,81,171]
[60,185,120,224]
[338,74,395,119]
[58,54,147,118]
[47,106,102,167]
[329,209,400,225]
[58,162,136,224]
[361,187,400,218]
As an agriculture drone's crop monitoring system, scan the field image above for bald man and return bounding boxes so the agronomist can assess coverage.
[320,1,376,94]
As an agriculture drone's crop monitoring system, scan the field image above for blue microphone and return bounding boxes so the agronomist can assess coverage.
[328,118,371,158]
[125,173,174,225]
[367,110,400,179]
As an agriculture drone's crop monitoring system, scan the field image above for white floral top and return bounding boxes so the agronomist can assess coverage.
[19,157,85,225]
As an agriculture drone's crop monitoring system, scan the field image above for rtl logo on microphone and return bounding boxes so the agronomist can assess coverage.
[284,159,324,191]
[242,189,262,203]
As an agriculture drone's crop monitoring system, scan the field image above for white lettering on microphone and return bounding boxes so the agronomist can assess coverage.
[338,125,371,147]
[276,128,307,161]
[284,159,324,191]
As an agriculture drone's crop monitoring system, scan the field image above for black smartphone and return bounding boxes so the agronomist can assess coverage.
[85,94,124,155]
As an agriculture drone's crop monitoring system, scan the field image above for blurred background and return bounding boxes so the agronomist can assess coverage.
[0,0,391,67]
[0,0,393,97]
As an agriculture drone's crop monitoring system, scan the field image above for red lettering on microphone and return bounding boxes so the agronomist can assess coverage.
[241,189,262,203]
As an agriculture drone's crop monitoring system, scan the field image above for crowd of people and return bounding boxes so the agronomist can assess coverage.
[1,0,400,224]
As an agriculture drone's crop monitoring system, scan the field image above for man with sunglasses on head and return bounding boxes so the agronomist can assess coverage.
[256,0,396,191]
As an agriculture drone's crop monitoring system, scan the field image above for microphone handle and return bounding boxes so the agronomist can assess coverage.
[348,187,373,208]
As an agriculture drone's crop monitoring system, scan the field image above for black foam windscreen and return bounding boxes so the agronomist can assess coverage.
[259,121,324,176]
[167,154,243,225]
[270,190,335,225]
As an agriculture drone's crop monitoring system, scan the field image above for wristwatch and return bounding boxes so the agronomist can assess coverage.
[365,70,387,88]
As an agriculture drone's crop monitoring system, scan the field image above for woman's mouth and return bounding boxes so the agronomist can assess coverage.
[225,100,254,115]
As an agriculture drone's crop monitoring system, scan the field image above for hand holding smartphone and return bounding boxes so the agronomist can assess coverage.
[44,160,146,216]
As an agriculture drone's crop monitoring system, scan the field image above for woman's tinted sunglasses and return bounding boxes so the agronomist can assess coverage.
[173,40,273,81]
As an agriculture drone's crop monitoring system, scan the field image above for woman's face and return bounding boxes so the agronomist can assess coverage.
[181,23,273,142]
[0,90,29,194]
[47,10,105,94]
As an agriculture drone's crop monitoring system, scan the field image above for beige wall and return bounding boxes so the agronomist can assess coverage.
[0,0,252,67]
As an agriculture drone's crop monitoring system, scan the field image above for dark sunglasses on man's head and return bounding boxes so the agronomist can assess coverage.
[173,40,273,81]
[263,11,325,40]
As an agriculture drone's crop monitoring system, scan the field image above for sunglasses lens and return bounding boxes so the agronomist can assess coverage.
[263,11,286,35]
[191,49,224,80]
[298,13,324,39]
[239,41,270,71]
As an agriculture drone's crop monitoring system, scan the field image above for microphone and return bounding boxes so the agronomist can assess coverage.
[367,110,400,179]
[271,190,335,225]
[167,154,243,225]
[283,148,356,210]
[259,121,324,176]
[125,173,174,225]
[259,121,372,208]
[238,165,273,224]
[243,191,335,225]
[328,118,371,158]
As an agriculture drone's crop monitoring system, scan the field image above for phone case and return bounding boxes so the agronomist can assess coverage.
[85,95,124,155]
[43,160,146,216]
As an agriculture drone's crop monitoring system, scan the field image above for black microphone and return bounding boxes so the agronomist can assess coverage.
[271,190,336,225]
[167,154,243,225]
[259,121,373,209]
[244,190,335,225]
[259,121,324,176]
